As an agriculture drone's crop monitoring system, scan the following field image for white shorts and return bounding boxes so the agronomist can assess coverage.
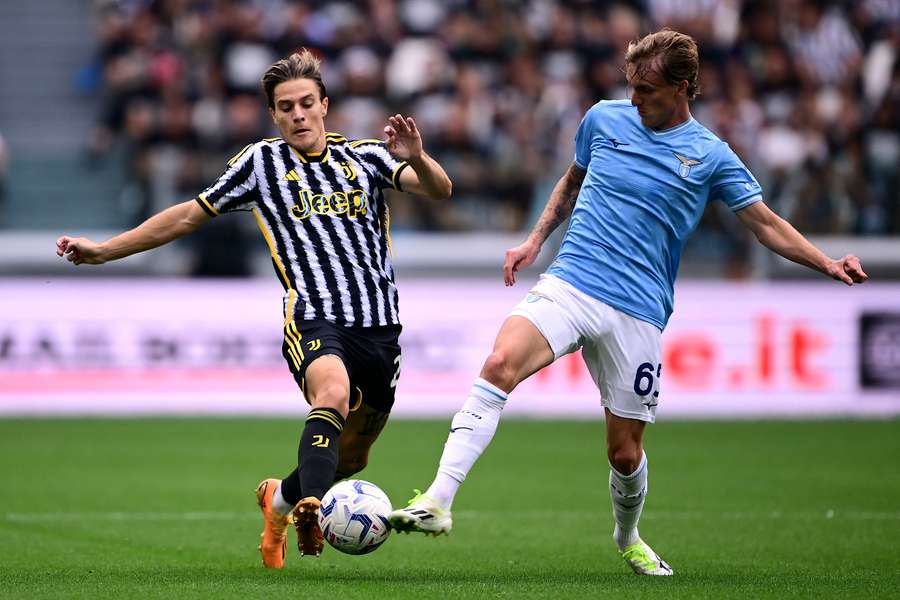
[509,274,663,423]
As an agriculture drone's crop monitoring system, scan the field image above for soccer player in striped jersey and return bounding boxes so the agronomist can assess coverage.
[389,30,868,575]
[56,49,452,568]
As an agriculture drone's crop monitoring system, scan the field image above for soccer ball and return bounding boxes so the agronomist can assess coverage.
[318,479,392,555]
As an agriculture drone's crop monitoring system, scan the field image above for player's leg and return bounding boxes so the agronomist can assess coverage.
[258,355,350,562]
[327,321,400,483]
[428,315,554,504]
[587,307,672,575]
[334,400,390,480]
[272,393,388,555]
[606,409,647,549]
[606,410,671,575]
[390,314,554,534]
[390,273,595,534]
[291,322,401,547]
[290,353,351,557]
[278,398,387,486]
[256,320,351,565]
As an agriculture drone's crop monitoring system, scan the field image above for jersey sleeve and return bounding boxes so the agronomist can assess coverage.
[709,144,762,211]
[195,143,259,216]
[573,107,596,170]
[350,140,409,191]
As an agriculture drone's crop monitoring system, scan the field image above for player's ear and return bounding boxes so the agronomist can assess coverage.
[268,106,277,124]
[676,80,688,97]
[321,96,329,117]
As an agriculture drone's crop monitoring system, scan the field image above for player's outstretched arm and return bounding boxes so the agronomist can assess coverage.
[385,114,452,201]
[503,163,586,286]
[56,200,212,266]
[736,201,868,285]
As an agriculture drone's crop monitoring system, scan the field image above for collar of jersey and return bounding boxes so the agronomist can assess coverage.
[290,142,330,164]
[642,115,696,137]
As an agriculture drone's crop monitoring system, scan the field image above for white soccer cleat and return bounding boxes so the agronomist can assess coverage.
[387,490,452,536]
[620,539,674,576]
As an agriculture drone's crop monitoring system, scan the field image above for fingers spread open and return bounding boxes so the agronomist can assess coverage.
[393,114,410,133]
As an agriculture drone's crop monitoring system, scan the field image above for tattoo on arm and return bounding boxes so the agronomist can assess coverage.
[529,164,585,245]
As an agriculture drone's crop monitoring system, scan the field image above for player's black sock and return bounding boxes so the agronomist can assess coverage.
[280,464,348,505]
[279,468,302,506]
[298,407,345,500]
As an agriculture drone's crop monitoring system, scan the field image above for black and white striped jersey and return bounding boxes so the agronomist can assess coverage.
[195,133,409,328]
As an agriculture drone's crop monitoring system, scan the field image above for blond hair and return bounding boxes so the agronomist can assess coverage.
[261,49,327,108]
[625,29,700,99]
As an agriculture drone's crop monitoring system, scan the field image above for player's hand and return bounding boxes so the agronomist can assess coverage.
[384,114,423,162]
[56,236,106,265]
[503,240,541,287]
[825,254,868,285]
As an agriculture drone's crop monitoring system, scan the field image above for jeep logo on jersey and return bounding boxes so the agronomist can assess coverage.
[291,188,368,220]
[673,152,702,178]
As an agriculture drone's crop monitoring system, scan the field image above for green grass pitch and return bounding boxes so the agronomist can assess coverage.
[1,418,898,599]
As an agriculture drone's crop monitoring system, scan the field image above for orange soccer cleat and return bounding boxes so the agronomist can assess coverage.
[255,478,292,568]
[292,496,325,557]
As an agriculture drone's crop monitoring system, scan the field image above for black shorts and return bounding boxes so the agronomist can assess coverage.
[282,318,402,413]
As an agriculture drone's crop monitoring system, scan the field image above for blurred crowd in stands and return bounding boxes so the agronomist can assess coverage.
[85,0,899,275]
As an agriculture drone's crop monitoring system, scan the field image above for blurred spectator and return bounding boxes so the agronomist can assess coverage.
[85,0,900,277]
[784,0,862,86]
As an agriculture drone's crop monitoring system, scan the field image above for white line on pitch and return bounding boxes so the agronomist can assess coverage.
[3,510,899,522]
[457,510,900,521]
[3,511,257,522]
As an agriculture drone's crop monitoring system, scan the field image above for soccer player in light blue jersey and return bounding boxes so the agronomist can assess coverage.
[389,30,868,575]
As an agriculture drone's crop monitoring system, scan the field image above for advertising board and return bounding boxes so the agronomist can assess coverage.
[1,278,897,417]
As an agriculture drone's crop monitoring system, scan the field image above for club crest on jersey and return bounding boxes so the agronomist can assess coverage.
[673,152,702,178]
[291,188,368,220]
[340,161,357,181]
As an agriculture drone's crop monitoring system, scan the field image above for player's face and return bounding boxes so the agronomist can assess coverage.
[626,62,686,130]
[270,78,329,153]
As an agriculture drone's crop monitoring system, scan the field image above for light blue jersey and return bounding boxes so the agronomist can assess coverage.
[546,99,761,330]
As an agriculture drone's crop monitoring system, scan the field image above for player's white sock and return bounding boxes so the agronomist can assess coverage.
[609,452,648,551]
[424,377,507,509]
[271,482,295,516]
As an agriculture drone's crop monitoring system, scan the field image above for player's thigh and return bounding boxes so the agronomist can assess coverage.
[584,308,662,424]
[496,276,588,386]
[282,319,352,411]
[484,315,556,386]
[304,355,351,412]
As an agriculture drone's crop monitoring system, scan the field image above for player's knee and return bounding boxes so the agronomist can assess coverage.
[608,445,642,475]
[309,382,351,412]
[480,351,517,391]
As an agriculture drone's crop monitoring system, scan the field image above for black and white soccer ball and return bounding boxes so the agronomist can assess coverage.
[318,479,392,555]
